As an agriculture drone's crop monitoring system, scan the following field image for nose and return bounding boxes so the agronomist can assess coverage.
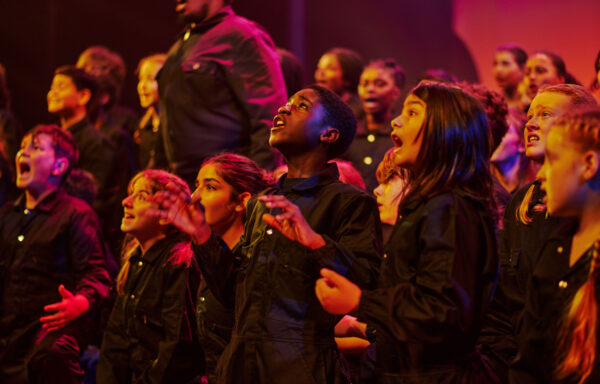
[525,115,538,131]
[191,187,202,204]
[373,184,383,197]
[122,195,133,207]
[278,105,291,115]
[536,160,547,182]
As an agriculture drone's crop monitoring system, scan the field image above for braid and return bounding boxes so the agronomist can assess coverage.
[556,240,600,383]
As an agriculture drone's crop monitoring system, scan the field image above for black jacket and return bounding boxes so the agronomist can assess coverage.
[509,223,600,383]
[97,237,203,384]
[478,181,575,381]
[0,190,111,370]
[357,191,498,383]
[193,164,383,384]
[157,6,286,180]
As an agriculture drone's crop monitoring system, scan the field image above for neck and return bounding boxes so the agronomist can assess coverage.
[284,152,328,179]
[578,194,600,239]
[138,233,166,254]
[492,155,523,191]
[365,110,391,131]
[219,221,244,249]
[25,186,58,209]
[60,109,87,130]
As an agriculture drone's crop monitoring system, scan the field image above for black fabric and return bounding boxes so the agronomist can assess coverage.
[193,163,383,384]
[0,189,111,383]
[157,6,286,180]
[509,224,600,383]
[97,236,204,384]
[342,116,394,193]
[357,191,498,383]
[135,116,163,171]
[478,181,575,382]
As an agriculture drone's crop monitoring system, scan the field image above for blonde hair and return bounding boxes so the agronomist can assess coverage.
[116,169,192,295]
[517,85,598,225]
[554,107,600,383]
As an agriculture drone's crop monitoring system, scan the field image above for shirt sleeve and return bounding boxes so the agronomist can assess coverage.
[357,194,490,344]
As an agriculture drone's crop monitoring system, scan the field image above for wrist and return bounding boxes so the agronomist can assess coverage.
[192,224,212,245]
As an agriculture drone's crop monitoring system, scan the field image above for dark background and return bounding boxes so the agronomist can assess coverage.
[0,0,478,131]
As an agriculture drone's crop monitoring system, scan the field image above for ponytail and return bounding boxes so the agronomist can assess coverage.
[556,239,600,384]
[516,183,537,225]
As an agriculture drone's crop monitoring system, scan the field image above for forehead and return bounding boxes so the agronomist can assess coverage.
[361,66,394,81]
[496,51,516,61]
[52,74,75,86]
[404,93,426,107]
[318,54,340,68]
[139,60,162,76]
[530,91,571,110]
[130,176,154,193]
[30,133,54,148]
[527,54,554,68]
[290,88,320,104]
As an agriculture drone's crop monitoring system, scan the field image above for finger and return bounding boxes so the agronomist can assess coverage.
[274,211,296,222]
[58,285,73,299]
[43,302,64,312]
[258,195,289,203]
[40,312,63,323]
[315,278,329,301]
[262,213,283,233]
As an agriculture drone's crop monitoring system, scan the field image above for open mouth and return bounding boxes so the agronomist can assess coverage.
[272,115,286,129]
[18,162,31,176]
[526,133,540,144]
[391,134,403,148]
[123,212,135,220]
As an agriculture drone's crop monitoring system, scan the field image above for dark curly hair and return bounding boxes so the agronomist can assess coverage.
[305,84,357,159]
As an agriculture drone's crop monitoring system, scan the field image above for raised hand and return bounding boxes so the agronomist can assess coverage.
[259,195,326,250]
[315,268,361,315]
[148,182,211,244]
[40,285,90,332]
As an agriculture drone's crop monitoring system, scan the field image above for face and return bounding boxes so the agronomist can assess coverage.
[491,122,524,163]
[390,94,426,170]
[47,74,86,115]
[121,177,163,238]
[373,175,405,225]
[16,134,60,194]
[191,164,243,235]
[314,54,344,94]
[538,130,586,216]
[176,0,213,23]
[524,92,572,161]
[493,51,523,91]
[270,89,327,155]
[524,53,564,99]
[358,66,399,115]
[137,60,162,109]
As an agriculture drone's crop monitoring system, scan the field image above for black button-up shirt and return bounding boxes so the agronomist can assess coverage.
[157,6,286,179]
[194,164,382,383]
[358,191,498,382]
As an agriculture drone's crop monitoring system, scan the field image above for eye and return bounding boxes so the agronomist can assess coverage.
[408,109,418,117]
[299,102,309,110]
[541,111,553,118]
[204,183,217,191]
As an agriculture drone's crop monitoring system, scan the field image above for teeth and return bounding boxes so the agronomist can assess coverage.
[528,136,539,143]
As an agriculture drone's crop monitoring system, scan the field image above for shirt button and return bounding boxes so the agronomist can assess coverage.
[130,294,136,299]
[192,63,200,70]
[363,156,373,165]
[367,134,376,143]
[383,253,388,259]
[17,235,24,242]
[23,209,30,215]
[266,228,273,235]
[183,30,191,41]
[199,296,206,302]
[557,246,564,253]
[558,280,568,289]
[137,260,143,267]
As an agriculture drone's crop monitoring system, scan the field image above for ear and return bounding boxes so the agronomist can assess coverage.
[235,191,252,212]
[320,127,340,144]
[582,150,600,185]
[77,89,92,107]
[391,86,401,101]
[51,157,69,178]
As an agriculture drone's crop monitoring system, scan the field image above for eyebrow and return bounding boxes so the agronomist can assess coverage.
[298,96,313,105]
[406,101,424,107]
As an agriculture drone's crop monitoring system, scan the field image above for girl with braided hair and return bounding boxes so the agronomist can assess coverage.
[511,107,600,383]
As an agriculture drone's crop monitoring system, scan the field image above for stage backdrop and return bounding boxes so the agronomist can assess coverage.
[1,0,598,131]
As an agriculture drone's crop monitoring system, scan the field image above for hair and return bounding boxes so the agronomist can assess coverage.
[460,82,509,153]
[77,46,126,106]
[201,153,271,203]
[136,53,167,77]
[0,144,11,205]
[532,50,566,80]
[116,169,192,295]
[54,65,99,112]
[418,69,459,84]
[593,50,600,90]
[376,148,404,185]
[64,169,98,205]
[557,239,600,384]
[0,63,10,111]
[399,81,497,218]
[496,44,528,69]
[325,47,364,93]
[329,159,365,190]
[28,124,79,183]
[365,59,406,89]
[305,84,357,158]
[277,48,305,97]
[517,85,598,225]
